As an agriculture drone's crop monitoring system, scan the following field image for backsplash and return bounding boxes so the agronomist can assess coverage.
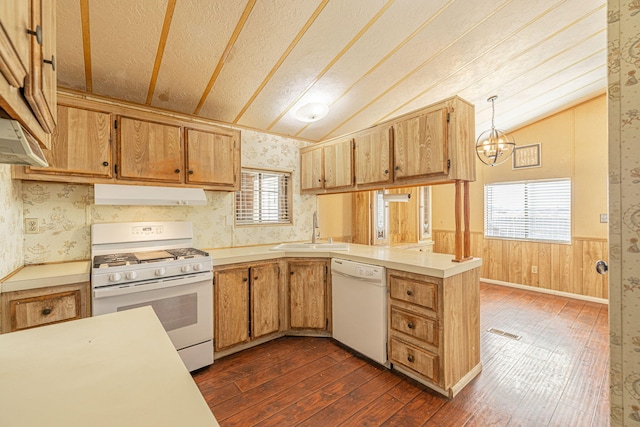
[0,164,23,277]
[22,129,315,264]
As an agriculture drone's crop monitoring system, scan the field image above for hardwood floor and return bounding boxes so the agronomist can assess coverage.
[193,283,609,426]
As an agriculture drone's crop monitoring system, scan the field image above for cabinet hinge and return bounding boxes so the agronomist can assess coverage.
[447,159,451,170]
[212,339,215,347]
[212,276,215,285]
[352,141,355,149]
[446,113,450,123]
[114,164,118,174]
[114,119,118,129]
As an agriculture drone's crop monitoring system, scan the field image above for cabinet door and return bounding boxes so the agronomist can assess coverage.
[28,105,112,177]
[24,0,57,133]
[0,0,30,88]
[250,263,280,339]
[300,148,323,191]
[289,260,326,330]
[394,109,448,180]
[1,282,89,333]
[214,268,250,351]
[354,126,392,185]
[185,128,238,189]
[323,139,353,189]
[117,116,183,183]
[388,187,419,245]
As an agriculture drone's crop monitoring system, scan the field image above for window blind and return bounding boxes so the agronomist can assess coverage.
[235,169,291,225]
[484,178,571,243]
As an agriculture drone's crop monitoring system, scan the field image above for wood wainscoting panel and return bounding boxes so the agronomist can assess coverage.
[433,230,608,300]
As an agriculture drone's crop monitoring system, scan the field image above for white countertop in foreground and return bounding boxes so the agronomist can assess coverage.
[206,243,481,278]
[0,307,218,427]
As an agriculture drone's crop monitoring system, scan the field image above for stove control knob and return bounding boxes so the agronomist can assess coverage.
[155,267,166,276]
[181,265,191,273]
[109,272,122,282]
[125,271,138,280]
[193,263,203,271]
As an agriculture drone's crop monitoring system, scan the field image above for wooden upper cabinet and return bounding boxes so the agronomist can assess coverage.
[394,108,448,180]
[323,139,353,189]
[28,105,112,177]
[185,128,238,189]
[300,148,323,191]
[0,0,30,88]
[117,116,183,183]
[354,125,392,185]
[288,260,327,330]
[250,263,280,339]
[24,0,57,134]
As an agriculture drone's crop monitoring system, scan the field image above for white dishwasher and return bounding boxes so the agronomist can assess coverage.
[331,258,388,366]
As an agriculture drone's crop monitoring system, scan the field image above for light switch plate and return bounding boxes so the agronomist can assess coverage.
[600,214,608,223]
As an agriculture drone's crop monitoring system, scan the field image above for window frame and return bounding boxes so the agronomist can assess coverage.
[484,178,572,244]
[234,167,293,227]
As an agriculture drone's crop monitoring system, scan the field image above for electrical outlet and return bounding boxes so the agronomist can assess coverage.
[531,265,538,274]
[25,218,39,234]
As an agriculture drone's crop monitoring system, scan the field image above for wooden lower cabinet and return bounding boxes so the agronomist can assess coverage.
[1,282,90,333]
[387,267,481,397]
[287,259,329,331]
[213,261,282,352]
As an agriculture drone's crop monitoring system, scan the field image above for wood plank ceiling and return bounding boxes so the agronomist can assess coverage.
[56,0,607,142]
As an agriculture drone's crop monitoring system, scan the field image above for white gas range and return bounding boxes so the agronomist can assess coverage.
[91,221,213,372]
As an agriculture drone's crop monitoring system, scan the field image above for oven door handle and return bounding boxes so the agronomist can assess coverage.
[93,271,213,299]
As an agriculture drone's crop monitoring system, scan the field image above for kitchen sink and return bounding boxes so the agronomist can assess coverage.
[270,242,349,251]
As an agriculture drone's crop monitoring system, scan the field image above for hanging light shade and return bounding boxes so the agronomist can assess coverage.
[475,95,515,166]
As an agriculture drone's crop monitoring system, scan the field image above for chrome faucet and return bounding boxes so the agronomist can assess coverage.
[312,211,319,243]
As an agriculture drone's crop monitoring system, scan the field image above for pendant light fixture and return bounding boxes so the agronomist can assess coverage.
[475,95,515,166]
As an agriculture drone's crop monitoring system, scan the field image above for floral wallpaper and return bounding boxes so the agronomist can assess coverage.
[608,1,640,424]
[22,129,316,264]
[0,164,23,278]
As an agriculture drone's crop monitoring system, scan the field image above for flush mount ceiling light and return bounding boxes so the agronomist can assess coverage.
[476,95,515,166]
[294,103,329,122]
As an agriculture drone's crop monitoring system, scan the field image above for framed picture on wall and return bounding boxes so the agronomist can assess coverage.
[513,143,541,169]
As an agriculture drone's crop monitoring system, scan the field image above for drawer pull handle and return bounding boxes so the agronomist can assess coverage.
[406,290,414,296]
[102,161,109,167]
[254,277,258,281]
[42,308,52,316]
[407,354,414,363]
[175,169,181,174]
[407,322,415,329]
[242,277,248,282]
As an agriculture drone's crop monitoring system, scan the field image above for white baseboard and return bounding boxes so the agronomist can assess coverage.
[481,278,608,305]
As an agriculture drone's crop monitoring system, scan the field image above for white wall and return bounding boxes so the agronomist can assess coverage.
[0,164,23,277]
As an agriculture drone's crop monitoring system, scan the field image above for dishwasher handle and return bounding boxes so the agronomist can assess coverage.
[331,268,385,284]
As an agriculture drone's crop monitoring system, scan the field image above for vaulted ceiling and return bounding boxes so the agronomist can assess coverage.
[56,0,607,142]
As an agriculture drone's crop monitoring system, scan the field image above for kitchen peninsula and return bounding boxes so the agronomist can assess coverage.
[0,307,219,427]
[208,243,482,398]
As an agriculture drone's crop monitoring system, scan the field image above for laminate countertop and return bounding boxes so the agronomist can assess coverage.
[0,260,91,293]
[205,242,481,279]
[0,306,218,427]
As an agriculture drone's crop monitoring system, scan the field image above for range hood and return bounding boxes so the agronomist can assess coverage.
[0,119,48,167]
[94,184,207,206]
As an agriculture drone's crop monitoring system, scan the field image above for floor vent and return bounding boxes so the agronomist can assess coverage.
[487,328,521,340]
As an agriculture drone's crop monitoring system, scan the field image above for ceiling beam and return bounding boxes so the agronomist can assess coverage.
[193,0,257,115]
[145,0,177,105]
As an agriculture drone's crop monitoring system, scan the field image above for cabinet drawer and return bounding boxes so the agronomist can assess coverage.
[390,337,439,383]
[389,274,437,310]
[9,290,82,331]
[390,306,438,346]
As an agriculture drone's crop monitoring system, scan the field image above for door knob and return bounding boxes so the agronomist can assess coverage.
[595,260,608,275]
